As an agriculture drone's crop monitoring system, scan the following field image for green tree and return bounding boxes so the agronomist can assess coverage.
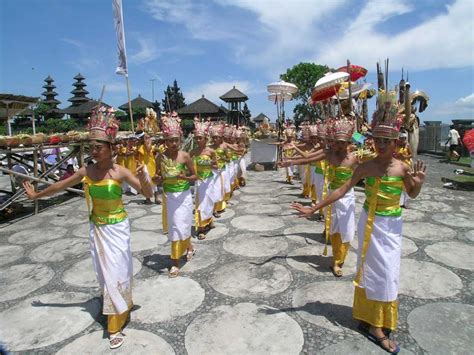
[280,62,330,125]
[162,80,186,112]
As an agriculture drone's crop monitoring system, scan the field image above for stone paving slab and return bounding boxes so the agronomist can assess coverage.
[0,155,472,354]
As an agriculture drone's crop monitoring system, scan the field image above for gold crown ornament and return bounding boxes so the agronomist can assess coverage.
[333,116,355,141]
[371,90,403,139]
[87,106,119,143]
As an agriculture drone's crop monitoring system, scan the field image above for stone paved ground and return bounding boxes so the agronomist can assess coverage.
[0,154,473,354]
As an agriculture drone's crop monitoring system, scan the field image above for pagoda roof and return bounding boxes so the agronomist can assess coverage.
[70,88,89,95]
[74,73,85,81]
[42,84,56,90]
[44,75,54,83]
[43,98,61,105]
[63,100,110,115]
[177,96,227,115]
[252,113,269,122]
[42,90,59,97]
[118,94,154,110]
[219,86,248,102]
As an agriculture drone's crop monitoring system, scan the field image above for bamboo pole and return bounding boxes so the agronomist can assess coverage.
[125,76,135,132]
[33,148,39,214]
[347,59,352,113]
[0,167,84,195]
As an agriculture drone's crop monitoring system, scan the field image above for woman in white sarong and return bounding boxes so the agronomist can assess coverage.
[24,106,153,349]
[190,117,216,239]
[209,123,227,215]
[291,92,427,354]
[154,112,197,278]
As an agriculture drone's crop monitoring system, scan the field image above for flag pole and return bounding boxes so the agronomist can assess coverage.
[125,76,134,132]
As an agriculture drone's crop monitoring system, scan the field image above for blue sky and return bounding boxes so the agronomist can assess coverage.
[1,0,473,124]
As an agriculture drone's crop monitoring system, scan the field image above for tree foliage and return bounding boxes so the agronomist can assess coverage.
[280,62,330,125]
[162,80,186,112]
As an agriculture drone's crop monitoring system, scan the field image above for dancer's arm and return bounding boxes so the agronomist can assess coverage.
[403,160,426,198]
[23,167,86,199]
[121,163,153,198]
[178,152,198,182]
[279,149,326,167]
[290,165,366,218]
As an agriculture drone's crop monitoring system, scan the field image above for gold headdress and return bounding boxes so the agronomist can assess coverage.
[209,121,225,136]
[87,106,119,143]
[371,90,403,139]
[137,108,160,135]
[333,116,355,141]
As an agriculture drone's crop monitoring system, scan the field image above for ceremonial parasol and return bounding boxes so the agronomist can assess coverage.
[410,90,429,113]
[337,64,368,81]
[335,82,372,100]
[311,72,349,103]
[463,129,474,153]
[267,81,298,95]
[268,92,293,102]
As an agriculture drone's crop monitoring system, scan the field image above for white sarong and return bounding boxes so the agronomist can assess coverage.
[239,157,247,180]
[195,176,215,224]
[357,209,403,302]
[210,170,224,203]
[329,187,355,243]
[224,164,231,194]
[163,189,193,241]
[89,219,133,315]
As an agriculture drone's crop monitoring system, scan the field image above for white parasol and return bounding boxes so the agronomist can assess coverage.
[268,92,293,102]
[267,81,298,95]
[311,72,350,103]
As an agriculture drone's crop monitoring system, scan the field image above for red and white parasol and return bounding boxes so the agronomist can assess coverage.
[334,82,372,100]
[311,72,349,103]
[337,64,368,81]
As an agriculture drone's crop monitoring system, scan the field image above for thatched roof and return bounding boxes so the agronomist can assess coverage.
[177,96,227,116]
[118,94,154,111]
[219,86,248,102]
[252,113,269,122]
[0,94,39,120]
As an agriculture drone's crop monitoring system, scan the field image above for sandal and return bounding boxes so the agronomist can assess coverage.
[330,265,343,277]
[186,248,197,261]
[169,266,179,278]
[359,325,400,354]
[109,332,126,349]
[197,233,206,240]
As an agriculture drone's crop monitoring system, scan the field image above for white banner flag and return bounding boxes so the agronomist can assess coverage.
[112,0,128,76]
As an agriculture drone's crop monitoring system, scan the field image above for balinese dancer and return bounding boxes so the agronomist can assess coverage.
[275,123,297,184]
[236,126,248,187]
[190,117,216,240]
[210,122,227,216]
[292,91,426,354]
[282,117,358,277]
[23,106,153,349]
[290,122,314,198]
[153,113,197,278]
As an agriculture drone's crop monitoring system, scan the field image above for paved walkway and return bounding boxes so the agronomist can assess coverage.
[0,155,473,354]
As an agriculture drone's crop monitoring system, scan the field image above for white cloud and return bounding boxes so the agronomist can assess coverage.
[185,80,253,103]
[130,37,160,64]
[314,0,474,71]
[456,93,474,108]
[62,38,101,72]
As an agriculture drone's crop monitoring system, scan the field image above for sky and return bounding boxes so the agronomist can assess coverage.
[1,0,473,124]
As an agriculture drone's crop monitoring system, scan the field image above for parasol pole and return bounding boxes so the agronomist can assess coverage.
[347,59,352,113]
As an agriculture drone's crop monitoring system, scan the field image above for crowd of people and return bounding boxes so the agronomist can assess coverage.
[23,107,249,349]
[21,88,427,353]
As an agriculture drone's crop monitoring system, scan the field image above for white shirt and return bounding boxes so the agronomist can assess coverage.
[448,129,460,145]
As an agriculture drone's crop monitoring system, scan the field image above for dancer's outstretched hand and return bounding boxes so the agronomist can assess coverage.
[136,162,146,178]
[23,181,38,199]
[411,160,427,184]
[278,161,290,168]
[290,202,314,218]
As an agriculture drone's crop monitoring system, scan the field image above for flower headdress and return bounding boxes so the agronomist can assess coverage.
[333,116,355,141]
[223,124,235,138]
[309,122,319,137]
[193,116,211,137]
[324,117,336,140]
[87,106,119,143]
[371,90,403,139]
[161,112,182,138]
[209,121,225,136]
